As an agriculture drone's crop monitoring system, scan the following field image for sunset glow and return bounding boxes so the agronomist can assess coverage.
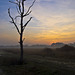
[0,0,75,45]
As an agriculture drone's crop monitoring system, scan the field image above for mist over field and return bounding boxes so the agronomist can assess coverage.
[0,44,75,75]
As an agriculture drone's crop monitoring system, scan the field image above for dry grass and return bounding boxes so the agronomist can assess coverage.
[0,47,75,75]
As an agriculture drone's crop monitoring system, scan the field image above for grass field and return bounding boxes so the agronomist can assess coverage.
[0,46,75,75]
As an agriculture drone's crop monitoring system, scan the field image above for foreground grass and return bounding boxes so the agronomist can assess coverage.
[0,48,75,75]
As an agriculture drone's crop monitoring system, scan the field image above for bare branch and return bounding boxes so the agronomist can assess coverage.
[23,38,25,42]
[18,1,21,13]
[9,1,18,5]
[16,0,19,2]
[23,17,32,31]
[22,0,24,14]
[8,8,20,34]
[23,0,36,17]
[15,15,21,19]
[16,6,21,15]
[23,0,26,1]
[9,0,22,14]
[23,10,32,17]
[9,21,13,23]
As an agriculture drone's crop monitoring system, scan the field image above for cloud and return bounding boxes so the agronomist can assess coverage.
[27,0,75,44]
[0,0,75,45]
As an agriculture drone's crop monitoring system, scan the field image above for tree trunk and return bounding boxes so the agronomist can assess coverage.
[8,0,35,65]
[20,33,23,64]
[20,12,23,64]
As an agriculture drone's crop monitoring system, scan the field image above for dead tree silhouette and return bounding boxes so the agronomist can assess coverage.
[8,0,36,64]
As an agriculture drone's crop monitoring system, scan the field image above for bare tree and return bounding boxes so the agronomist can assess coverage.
[8,0,36,64]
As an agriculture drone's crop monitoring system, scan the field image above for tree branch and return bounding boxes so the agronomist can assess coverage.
[8,8,20,34]
[16,0,19,2]
[24,10,32,17]
[22,0,24,14]
[16,6,21,15]
[23,0,36,17]
[23,38,25,42]
[23,17,32,31]
[18,1,21,13]
[15,15,21,19]
[9,0,22,14]
[9,1,18,5]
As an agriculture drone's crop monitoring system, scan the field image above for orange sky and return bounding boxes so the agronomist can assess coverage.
[0,0,75,45]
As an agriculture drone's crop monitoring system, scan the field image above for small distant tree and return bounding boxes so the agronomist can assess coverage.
[8,0,36,64]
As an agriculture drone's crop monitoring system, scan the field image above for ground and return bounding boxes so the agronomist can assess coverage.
[0,47,75,75]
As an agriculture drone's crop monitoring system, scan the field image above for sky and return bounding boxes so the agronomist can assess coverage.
[0,0,75,45]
